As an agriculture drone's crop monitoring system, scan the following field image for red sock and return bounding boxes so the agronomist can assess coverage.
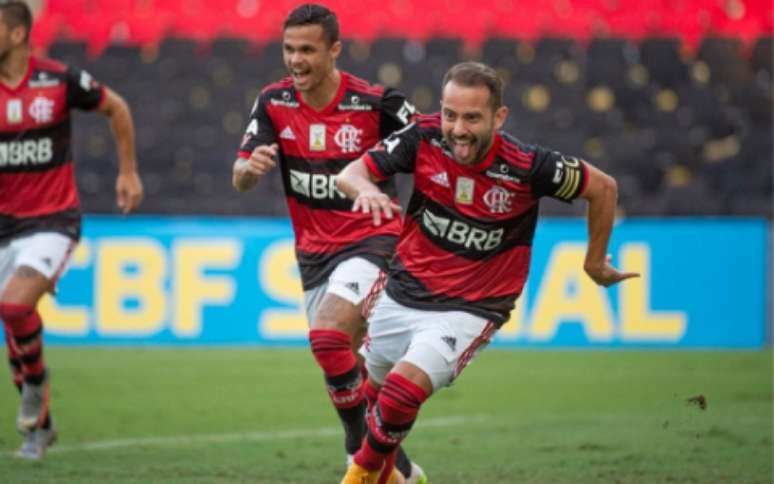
[3,325,23,391]
[364,379,380,412]
[309,329,362,408]
[355,372,428,471]
[310,329,367,455]
[0,303,46,383]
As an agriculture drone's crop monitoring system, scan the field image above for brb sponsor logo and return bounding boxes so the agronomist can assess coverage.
[289,169,346,200]
[0,138,53,167]
[421,207,504,251]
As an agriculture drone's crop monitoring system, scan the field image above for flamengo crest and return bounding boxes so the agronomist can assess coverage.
[483,186,514,214]
[334,124,363,153]
[28,95,54,124]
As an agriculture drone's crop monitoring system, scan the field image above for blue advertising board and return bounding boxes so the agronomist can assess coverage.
[39,216,769,348]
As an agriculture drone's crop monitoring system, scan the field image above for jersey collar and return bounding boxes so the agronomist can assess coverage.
[0,55,34,94]
[296,70,348,116]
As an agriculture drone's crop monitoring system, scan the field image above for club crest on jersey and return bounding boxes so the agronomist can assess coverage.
[6,99,22,124]
[309,124,326,151]
[28,95,54,124]
[334,124,363,153]
[455,177,474,205]
[483,186,514,214]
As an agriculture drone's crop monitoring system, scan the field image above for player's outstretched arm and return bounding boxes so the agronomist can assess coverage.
[579,162,639,287]
[232,144,278,192]
[98,87,143,214]
[336,158,401,227]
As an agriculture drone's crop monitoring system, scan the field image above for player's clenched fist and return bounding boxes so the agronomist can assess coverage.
[245,144,278,176]
[233,143,278,191]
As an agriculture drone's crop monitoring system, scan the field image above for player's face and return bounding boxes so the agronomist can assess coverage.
[441,81,508,165]
[0,14,27,63]
[0,16,12,61]
[282,25,340,93]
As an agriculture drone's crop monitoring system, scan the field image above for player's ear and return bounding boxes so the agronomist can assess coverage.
[330,40,342,60]
[10,25,27,46]
[493,105,509,130]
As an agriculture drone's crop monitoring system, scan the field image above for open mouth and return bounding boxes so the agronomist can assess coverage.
[451,138,475,161]
[291,68,311,84]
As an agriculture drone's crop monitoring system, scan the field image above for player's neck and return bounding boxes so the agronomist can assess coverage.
[300,69,341,111]
[0,46,30,89]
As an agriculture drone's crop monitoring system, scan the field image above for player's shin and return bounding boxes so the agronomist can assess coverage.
[310,329,367,454]
[0,304,46,384]
[355,372,427,471]
[4,326,23,392]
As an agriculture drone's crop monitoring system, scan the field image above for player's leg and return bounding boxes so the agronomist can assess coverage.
[342,293,418,484]
[0,243,23,394]
[307,257,383,458]
[0,233,74,460]
[349,303,495,480]
[4,326,24,393]
[1,266,54,432]
[310,292,369,455]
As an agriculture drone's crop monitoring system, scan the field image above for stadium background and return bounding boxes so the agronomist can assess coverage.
[0,1,772,482]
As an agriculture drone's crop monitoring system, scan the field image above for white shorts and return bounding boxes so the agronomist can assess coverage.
[0,232,76,293]
[362,292,497,392]
[303,257,382,326]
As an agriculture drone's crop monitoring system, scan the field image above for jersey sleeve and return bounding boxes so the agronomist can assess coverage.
[238,93,277,158]
[529,147,589,202]
[378,88,417,139]
[65,66,104,111]
[364,123,420,180]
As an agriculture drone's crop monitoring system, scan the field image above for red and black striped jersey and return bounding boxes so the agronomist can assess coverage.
[0,56,105,241]
[364,113,589,325]
[238,71,416,290]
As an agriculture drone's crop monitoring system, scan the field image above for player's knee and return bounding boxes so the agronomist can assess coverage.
[0,302,34,324]
[311,315,353,333]
[309,329,357,376]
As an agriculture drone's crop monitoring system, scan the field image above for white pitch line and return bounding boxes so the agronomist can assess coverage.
[44,415,488,454]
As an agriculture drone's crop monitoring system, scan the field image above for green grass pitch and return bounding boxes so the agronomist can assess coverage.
[0,347,771,483]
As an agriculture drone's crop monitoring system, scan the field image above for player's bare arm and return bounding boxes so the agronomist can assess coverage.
[336,158,401,227]
[98,87,143,214]
[232,143,278,192]
[579,162,640,287]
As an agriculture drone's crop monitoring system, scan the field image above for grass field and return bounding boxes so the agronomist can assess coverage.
[0,348,771,483]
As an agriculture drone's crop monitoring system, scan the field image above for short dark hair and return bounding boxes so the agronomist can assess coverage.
[442,62,504,110]
[0,1,32,42]
[283,4,339,46]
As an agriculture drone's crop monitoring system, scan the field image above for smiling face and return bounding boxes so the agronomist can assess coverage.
[282,24,340,96]
[440,80,508,165]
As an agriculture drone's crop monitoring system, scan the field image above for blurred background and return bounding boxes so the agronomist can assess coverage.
[18,0,771,349]
[28,0,773,218]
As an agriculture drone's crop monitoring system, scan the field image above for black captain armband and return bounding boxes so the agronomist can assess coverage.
[531,150,587,201]
[552,155,585,201]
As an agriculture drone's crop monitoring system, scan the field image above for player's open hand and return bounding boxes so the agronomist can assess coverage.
[244,144,278,176]
[352,190,401,226]
[116,170,144,214]
[585,254,640,287]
